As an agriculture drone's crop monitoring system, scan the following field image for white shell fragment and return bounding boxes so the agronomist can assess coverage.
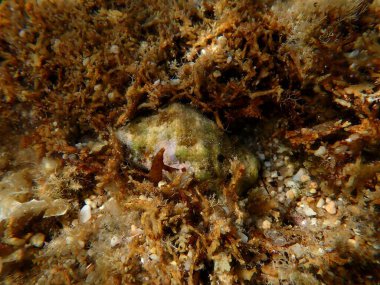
[79,204,92,223]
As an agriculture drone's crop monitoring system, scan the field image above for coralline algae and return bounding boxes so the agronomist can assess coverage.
[116,104,259,192]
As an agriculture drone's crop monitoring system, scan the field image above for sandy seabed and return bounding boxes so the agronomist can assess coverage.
[0,0,379,284]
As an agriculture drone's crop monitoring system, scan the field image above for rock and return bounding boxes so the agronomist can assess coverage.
[314,146,326,157]
[316,198,325,208]
[0,198,48,222]
[303,205,317,216]
[290,243,305,258]
[286,189,296,200]
[324,200,337,215]
[262,220,272,229]
[30,233,45,248]
[293,168,309,182]
[116,104,259,192]
[110,235,121,247]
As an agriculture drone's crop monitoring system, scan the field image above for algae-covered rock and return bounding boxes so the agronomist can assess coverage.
[116,104,259,192]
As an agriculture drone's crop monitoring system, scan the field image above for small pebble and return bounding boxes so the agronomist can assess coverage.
[309,181,318,189]
[213,70,221,78]
[170,78,181,85]
[303,205,317,217]
[19,29,26,38]
[110,44,120,54]
[78,240,85,248]
[107,92,115,101]
[285,179,297,188]
[324,200,337,215]
[309,188,317,194]
[293,168,307,182]
[270,171,278,178]
[314,146,326,157]
[286,189,296,200]
[217,35,227,46]
[30,233,45,248]
[316,198,325,208]
[347,238,358,248]
[94,84,102,91]
[262,220,271,230]
[300,174,310,183]
[110,235,121,247]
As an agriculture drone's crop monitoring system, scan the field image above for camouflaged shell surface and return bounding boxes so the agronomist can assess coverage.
[116,104,259,190]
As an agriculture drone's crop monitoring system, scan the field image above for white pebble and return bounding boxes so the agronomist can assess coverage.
[107,92,115,101]
[110,235,121,247]
[262,220,271,230]
[217,35,227,46]
[314,146,326,157]
[286,189,296,200]
[290,243,305,258]
[79,205,91,223]
[30,233,45,248]
[316,198,325,208]
[149,254,160,261]
[347,238,358,248]
[324,201,337,215]
[170,78,181,85]
[270,171,278,178]
[300,174,310,183]
[78,240,85,248]
[110,44,120,54]
[237,231,248,243]
[293,168,308,182]
[285,179,297,188]
[303,205,317,216]
[82,57,89,66]
[94,84,102,91]
[213,70,221,78]
[19,29,26,38]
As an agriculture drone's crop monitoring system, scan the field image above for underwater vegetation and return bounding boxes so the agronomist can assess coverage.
[0,0,379,284]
